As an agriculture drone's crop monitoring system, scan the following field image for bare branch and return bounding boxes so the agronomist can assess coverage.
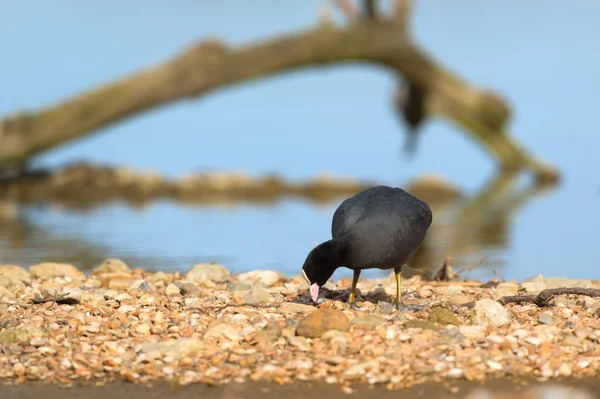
[0,20,559,182]
[459,287,600,310]
[392,0,412,26]
[331,0,360,21]
[364,0,377,19]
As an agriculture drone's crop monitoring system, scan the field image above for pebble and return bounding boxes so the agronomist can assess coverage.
[471,298,511,327]
[165,284,181,296]
[296,309,350,338]
[92,258,131,275]
[205,323,243,342]
[459,325,485,340]
[0,265,598,392]
[377,301,394,315]
[109,279,137,290]
[428,306,462,326]
[351,314,388,328]
[521,281,547,294]
[449,294,472,305]
[242,285,271,305]
[0,325,47,344]
[492,282,519,300]
[29,262,85,280]
[236,270,285,287]
[403,320,440,331]
[186,263,230,283]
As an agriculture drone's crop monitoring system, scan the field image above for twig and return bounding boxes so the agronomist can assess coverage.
[455,257,488,277]
[31,294,80,305]
[459,287,600,310]
[499,288,600,307]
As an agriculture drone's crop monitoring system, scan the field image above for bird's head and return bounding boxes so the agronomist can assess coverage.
[301,241,343,303]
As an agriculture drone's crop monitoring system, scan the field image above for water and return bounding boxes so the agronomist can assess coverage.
[1,1,599,282]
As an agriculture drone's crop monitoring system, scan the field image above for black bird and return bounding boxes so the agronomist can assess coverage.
[301,185,433,306]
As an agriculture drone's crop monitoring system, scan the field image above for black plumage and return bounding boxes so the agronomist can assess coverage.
[301,185,433,305]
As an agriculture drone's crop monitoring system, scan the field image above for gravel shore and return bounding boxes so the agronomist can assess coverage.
[0,260,599,396]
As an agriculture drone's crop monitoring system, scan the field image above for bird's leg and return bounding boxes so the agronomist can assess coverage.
[393,266,402,304]
[348,269,361,305]
[393,266,420,312]
[392,266,410,311]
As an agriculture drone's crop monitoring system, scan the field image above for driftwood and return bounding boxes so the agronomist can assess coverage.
[459,287,600,310]
[0,1,559,182]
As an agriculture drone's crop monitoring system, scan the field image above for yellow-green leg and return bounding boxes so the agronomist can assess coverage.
[348,269,361,304]
[394,266,402,305]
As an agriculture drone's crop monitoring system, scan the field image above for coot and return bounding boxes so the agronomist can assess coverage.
[301,185,432,306]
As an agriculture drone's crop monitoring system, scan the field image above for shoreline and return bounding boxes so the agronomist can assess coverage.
[0,260,599,395]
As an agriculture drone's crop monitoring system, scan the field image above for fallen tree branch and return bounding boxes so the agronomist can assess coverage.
[498,288,600,307]
[459,287,600,309]
[0,2,559,182]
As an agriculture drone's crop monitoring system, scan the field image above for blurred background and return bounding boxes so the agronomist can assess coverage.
[0,1,599,282]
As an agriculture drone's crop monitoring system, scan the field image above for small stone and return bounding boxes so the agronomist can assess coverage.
[236,270,285,287]
[434,285,463,296]
[343,361,380,378]
[0,265,30,282]
[486,360,503,371]
[562,335,582,346]
[392,312,406,322]
[544,277,592,289]
[186,263,230,283]
[279,302,315,315]
[241,285,271,305]
[521,281,547,294]
[296,309,351,338]
[205,323,243,342]
[129,279,152,292]
[165,284,181,296]
[351,314,388,328]
[428,307,462,326]
[108,279,136,291]
[253,321,282,345]
[589,300,600,313]
[471,298,511,327]
[403,320,440,331]
[0,286,16,299]
[537,316,554,325]
[150,271,171,285]
[117,305,137,313]
[0,325,47,344]
[227,281,251,292]
[492,282,519,300]
[449,295,472,305]
[29,262,84,280]
[141,338,205,359]
[91,259,131,275]
[81,292,106,307]
[377,301,394,315]
[136,324,151,335]
[174,282,201,296]
[459,325,485,340]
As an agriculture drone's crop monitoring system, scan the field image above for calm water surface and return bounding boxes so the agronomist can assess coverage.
[1,1,599,282]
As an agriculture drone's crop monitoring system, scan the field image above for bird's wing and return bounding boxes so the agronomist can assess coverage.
[331,197,365,239]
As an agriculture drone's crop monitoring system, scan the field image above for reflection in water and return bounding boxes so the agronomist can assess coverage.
[0,172,557,278]
[408,172,557,280]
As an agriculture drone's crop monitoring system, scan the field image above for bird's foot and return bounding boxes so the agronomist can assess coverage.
[346,302,361,311]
